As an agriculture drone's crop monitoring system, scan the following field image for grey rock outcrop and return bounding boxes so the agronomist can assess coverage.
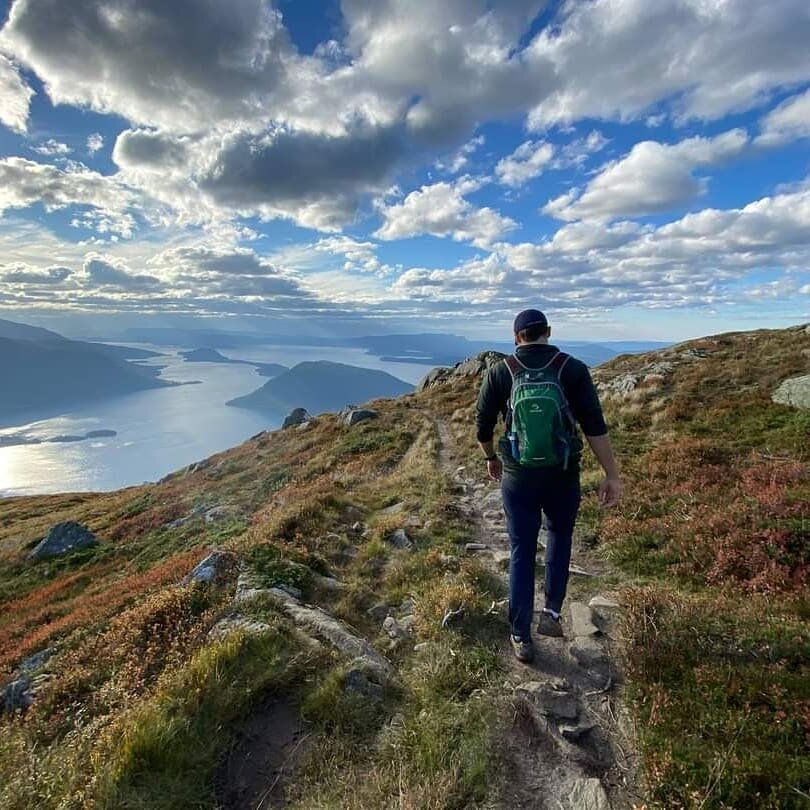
[416,351,504,391]
[184,550,238,585]
[282,407,310,428]
[28,521,98,560]
[772,375,810,409]
[265,587,392,677]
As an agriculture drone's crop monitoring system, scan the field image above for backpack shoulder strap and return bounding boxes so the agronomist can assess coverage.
[503,354,522,378]
[546,351,571,377]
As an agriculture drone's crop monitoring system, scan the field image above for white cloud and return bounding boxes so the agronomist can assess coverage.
[435,135,485,174]
[375,177,517,247]
[0,157,137,237]
[0,54,34,134]
[544,129,749,222]
[32,139,72,157]
[526,0,810,127]
[757,89,810,146]
[495,140,554,187]
[87,133,104,154]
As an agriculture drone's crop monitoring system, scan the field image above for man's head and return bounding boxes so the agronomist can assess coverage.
[513,308,550,345]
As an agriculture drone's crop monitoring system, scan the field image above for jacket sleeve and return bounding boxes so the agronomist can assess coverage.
[475,364,507,442]
[565,361,608,437]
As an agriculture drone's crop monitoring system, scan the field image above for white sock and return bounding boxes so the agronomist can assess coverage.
[543,608,560,621]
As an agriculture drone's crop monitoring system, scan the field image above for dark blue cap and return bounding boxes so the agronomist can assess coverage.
[513,308,548,334]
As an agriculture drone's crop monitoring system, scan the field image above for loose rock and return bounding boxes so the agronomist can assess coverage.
[367,603,393,622]
[382,616,408,640]
[465,542,488,553]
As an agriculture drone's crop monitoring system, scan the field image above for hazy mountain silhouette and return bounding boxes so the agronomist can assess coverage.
[0,318,172,424]
[227,360,413,415]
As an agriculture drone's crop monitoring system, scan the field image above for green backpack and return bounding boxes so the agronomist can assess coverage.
[504,352,577,469]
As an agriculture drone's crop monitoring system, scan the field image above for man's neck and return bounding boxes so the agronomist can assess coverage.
[517,339,550,347]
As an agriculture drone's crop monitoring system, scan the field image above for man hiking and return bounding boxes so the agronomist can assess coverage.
[476,309,622,663]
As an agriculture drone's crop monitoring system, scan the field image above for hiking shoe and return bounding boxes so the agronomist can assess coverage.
[510,634,535,663]
[536,610,564,638]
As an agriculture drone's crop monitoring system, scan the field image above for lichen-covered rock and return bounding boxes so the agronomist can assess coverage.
[28,521,98,561]
[564,777,610,810]
[772,374,810,409]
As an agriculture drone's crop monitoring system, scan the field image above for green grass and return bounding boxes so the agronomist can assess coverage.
[623,588,810,809]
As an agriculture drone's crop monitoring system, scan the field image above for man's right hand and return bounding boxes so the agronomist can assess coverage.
[487,457,503,482]
[598,476,622,507]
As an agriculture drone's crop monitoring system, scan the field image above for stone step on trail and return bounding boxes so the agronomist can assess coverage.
[569,602,600,638]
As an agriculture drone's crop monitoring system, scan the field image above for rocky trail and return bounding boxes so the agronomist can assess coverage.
[165,418,639,809]
[435,419,639,810]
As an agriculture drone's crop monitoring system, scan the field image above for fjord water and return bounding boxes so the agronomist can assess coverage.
[0,345,427,496]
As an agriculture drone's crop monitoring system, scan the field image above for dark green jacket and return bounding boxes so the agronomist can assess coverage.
[475,343,607,476]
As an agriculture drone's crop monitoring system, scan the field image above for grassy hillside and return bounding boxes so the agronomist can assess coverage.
[0,324,808,809]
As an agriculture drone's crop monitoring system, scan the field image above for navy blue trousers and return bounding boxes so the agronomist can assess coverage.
[501,470,581,640]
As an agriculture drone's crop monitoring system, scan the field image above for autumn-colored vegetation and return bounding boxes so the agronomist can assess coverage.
[0,324,808,808]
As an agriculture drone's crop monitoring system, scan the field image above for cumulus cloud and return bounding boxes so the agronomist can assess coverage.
[375,177,516,247]
[0,54,34,133]
[0,0,299,132]
[0,157,137,236]
[197,125,406,230]
[526,0,810,127]
[544,129,749,222]
[496,140,554,187]
[113,129,192,172]
[32,139,72,157]
[86,133,104,154]
[757,89,810,146]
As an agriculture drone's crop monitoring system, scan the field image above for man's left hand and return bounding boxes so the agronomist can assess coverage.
[487,457,503,482]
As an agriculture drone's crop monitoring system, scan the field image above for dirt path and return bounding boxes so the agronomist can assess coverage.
[434,419,639,810]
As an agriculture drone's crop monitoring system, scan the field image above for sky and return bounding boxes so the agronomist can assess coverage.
[0,0,809,342]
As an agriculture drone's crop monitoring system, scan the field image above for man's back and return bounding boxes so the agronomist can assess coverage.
[475,343,607,475]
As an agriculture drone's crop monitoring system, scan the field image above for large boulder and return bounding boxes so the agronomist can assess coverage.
[772,375,810,409]
[282,407,310,428]
[340,407,378,427]
[28,521,98,561]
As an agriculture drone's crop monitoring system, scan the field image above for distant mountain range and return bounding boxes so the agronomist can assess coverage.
[227,360,413,415]
[0,318,172,425]
[110,327,669,368]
